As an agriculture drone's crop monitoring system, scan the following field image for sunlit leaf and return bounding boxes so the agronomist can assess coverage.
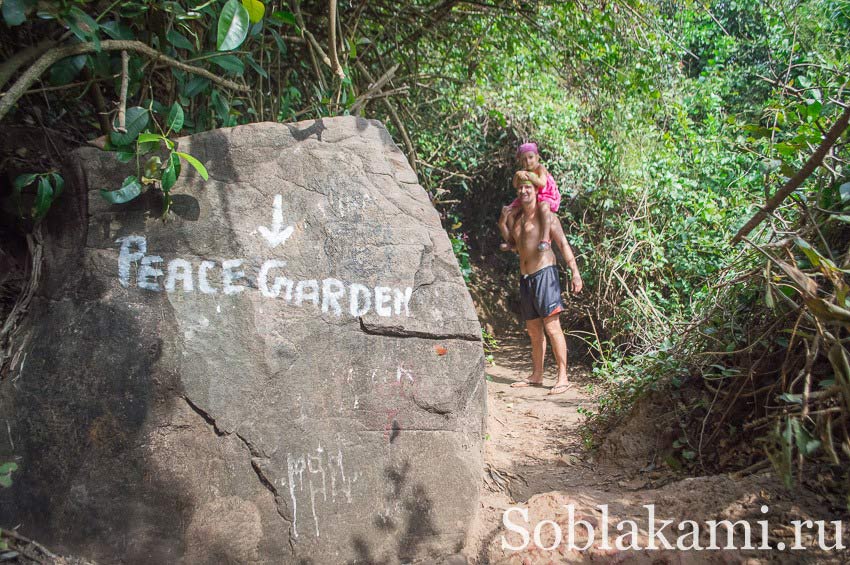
[241,0,265,24]
[174,151,208,180]
[137,132,164,144]
[217,0,250,51]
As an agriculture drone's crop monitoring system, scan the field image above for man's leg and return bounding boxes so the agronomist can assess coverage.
[543,314,570,394]
[526,317,546,383]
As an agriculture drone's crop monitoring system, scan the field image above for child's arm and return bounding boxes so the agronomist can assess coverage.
[528,165,548,188]
[512,170,529,189]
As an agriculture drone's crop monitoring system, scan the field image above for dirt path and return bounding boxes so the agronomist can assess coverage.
[464,334,849,564]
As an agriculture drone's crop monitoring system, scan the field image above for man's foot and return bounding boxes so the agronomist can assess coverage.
[511,378,545,388]
[537,240,551,251]
[500,242,516,252]
[547,382,572,395]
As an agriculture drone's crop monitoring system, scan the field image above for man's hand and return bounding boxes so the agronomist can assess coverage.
[570,271,583,294]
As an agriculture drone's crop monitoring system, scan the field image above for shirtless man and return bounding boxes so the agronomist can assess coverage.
[509,181,583,395]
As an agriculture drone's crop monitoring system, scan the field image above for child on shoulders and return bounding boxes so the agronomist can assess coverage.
[498,142,561,252]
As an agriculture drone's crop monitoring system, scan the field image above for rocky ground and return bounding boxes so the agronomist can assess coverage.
[463,333,850,564]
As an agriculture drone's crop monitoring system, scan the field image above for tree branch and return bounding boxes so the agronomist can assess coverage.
[355,61,417,174]
[0,39,250,124]
[117,50,129,132]
[731,105,850,244]
[0,38,57,91]
[350,62,399,114]
[328,0,344,78]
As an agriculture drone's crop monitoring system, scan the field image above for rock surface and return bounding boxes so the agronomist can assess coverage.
[0,116,485,564]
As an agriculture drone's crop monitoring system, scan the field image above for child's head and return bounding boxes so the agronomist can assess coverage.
[516,142,540,170]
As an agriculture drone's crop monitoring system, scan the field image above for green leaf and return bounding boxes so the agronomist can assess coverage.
[161,153,180,192]
[50,173,64,198]
[48,54,86,86]
[144,156,162,180]
[137,132,164,144]
[115,151,136,163]
[183,76,210,98]
[271,9,296,26]
[211,54,245,75]
[244,53,268,78]
[0,462,18,475]
[67,7,100,51]
[217,0,250,51]
[101,176,143,204]
[100,20,133,40]
[2,0,31,26]
[270,29,287,54]
[242,0,265,24]
[779,392,802,404]
[110,106,150,146]
[136,140,160,155]
[13,173,37,192]
[167,102,185,133]
[174,151,208,180]
[166,28,195,51]
[211,89,230,123]
[0,474,12,488]
[33,177,54,219]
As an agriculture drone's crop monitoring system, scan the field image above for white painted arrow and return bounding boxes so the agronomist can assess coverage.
[258,194,294,249]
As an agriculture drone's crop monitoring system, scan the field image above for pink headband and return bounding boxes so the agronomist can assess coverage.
[517,142,538,156]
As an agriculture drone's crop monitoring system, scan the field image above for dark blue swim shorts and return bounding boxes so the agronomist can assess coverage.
[519,265,565,321]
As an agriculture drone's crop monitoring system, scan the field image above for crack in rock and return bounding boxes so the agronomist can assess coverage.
[182,395,295,546]
[358,317,480,342]
[412,395,454,417]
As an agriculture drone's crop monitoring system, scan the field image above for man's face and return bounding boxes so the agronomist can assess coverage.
[517,181,537,204]
[519,150,539,170]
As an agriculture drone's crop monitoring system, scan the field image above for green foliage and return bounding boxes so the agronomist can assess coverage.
[449,232,472,283]
[11,172,64,220]
[481,328,498,365]
[99,102,208,216]
[0,461,17,488]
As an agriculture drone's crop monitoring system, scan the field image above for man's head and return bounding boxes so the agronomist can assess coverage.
[517,142,540,171]
[516,177,538,206]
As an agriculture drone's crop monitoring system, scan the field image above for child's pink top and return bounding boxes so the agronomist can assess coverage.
[509,174,561,212]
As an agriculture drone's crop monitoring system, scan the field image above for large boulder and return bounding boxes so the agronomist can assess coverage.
[0,117,485,563]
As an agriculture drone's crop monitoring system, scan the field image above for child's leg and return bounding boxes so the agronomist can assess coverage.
[536,201,553,251]
[499,205,518,251]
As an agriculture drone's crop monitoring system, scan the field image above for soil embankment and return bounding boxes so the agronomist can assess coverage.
[466,333,848,564]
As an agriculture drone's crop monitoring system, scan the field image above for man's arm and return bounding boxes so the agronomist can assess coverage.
[550,216,583,294]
